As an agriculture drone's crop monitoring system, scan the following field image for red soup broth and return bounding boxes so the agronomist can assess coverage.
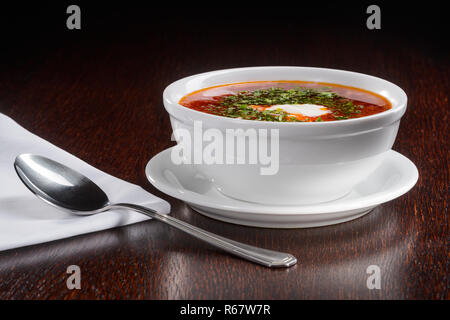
[179,81,392,122]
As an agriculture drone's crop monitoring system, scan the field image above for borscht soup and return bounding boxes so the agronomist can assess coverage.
[179,81,391,122]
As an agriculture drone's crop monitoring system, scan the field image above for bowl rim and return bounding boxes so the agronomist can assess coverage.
[163,66,408,127]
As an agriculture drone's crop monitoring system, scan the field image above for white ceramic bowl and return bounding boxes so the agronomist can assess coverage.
[163,67,407,205]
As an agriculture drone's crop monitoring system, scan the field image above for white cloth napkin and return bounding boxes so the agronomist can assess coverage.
[0,113,170,251]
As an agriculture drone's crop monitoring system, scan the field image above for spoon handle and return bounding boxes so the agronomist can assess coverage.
[111,203,297,268]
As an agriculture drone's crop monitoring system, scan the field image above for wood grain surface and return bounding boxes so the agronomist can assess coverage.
[0,3,447,299]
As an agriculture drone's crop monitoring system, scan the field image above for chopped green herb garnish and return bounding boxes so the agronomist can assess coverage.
[193,87,367,122]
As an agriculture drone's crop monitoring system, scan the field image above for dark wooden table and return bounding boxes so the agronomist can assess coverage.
[0,4,447,299]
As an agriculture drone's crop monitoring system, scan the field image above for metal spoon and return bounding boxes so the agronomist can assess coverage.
[14,154,297,268]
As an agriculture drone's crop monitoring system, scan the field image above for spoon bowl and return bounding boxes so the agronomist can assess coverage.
[15,154,109,214]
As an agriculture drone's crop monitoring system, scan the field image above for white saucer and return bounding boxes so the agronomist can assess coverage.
[145,148,418,228]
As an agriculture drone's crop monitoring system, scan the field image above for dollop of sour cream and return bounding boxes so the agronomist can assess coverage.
[265,104,331,117]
